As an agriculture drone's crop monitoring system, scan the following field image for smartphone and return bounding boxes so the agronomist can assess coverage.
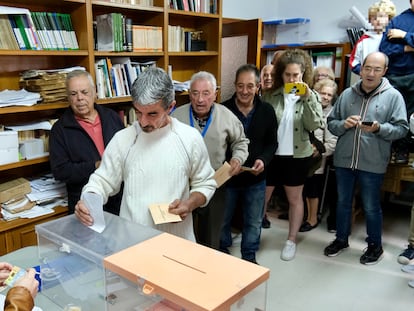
[284,82,306,95]
[361,121,374,126]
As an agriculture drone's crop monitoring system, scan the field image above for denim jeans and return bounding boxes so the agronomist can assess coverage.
[335,167,384,246]
[220,180,266,261]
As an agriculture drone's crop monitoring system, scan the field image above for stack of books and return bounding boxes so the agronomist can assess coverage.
[19,70,68,103]
[95,13,162,52]
[169,0,217,14]
[95,57,156,99]
[0,5,79,50]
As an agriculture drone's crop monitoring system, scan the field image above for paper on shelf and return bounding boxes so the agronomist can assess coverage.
[1,205,54,221]
[6,121,52,131]
[0,89,41,107]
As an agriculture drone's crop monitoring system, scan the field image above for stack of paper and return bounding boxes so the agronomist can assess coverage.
[173,80,190,92]
[0,174,67,221]
[27,174,67,205]
[0,89,41,107]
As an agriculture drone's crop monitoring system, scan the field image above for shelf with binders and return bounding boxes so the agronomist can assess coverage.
[91,0,166,94]
[0,0,86,51]
[92,0,165,53]
[168,0,219,15]
[168,11,220,53]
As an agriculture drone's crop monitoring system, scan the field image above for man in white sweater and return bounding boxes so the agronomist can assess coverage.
[74,68,216,241]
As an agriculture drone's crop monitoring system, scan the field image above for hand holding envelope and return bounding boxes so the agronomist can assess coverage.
[149,203,182,225]
[214,162,232,188]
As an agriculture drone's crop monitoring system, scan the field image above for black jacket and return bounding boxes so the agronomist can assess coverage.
[49,104,124,214]
[222,94,278,186]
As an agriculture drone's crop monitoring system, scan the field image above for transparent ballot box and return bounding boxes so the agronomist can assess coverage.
[104,233,270,311]
[35,213,161,310]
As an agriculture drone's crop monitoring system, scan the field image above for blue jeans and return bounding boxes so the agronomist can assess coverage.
[220,180,265,261]
[335,167,384,246]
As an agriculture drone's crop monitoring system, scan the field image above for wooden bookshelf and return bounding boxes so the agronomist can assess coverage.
[0,0,222,252]
[0,0,222,172]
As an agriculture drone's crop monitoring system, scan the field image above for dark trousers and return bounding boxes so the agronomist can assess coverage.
[193,186,226,250]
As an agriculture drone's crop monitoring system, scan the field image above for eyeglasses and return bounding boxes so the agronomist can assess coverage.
[362,66,384,74]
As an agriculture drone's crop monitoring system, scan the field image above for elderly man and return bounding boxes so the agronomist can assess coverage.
[172,71,249,249]
[324,52,408,265]
[75,68,216,241]
[49,70,124,215]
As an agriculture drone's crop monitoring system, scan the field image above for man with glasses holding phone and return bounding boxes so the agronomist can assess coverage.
[324,52,408,265]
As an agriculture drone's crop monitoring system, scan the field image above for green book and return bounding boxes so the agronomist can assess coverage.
[12,15,32,49]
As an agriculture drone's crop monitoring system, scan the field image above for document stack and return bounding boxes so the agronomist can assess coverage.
[19,66,85,103]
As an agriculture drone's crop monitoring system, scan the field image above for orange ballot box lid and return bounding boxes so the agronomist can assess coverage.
[103,232,270,311]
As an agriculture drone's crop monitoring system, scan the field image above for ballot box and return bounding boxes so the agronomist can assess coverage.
[103,232,270,311]
[35,213,161,310]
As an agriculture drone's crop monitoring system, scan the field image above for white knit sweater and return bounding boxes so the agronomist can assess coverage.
[83,118,216,241]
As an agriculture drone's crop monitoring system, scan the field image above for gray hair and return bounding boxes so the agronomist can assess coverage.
[131,67,174,110]
[66,69,95,92]
[190,71,217,91]
[235,64,260,84]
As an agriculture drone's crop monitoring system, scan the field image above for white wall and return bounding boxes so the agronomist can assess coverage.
[223,0,408,43]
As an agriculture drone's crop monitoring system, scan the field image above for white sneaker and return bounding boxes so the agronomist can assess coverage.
[409,280,414,288]
[281,240,296,261]
[401,264,414,274]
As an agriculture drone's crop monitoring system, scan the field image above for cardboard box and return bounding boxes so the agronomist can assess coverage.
[0,131,19,165]
[0,178,31,203]
[0,148,19,166]
[104,233,270,311]
[19,138,46,160]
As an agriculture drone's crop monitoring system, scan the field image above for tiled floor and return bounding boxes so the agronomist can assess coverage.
[228,202,414,311]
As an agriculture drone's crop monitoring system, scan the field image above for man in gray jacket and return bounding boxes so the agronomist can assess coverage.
[324,52,408,265]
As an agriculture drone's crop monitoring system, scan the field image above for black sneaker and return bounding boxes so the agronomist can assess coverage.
[324,239,349,257]
[397,245,414,265]
[360,244,383,265]
[262,214,271,229]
